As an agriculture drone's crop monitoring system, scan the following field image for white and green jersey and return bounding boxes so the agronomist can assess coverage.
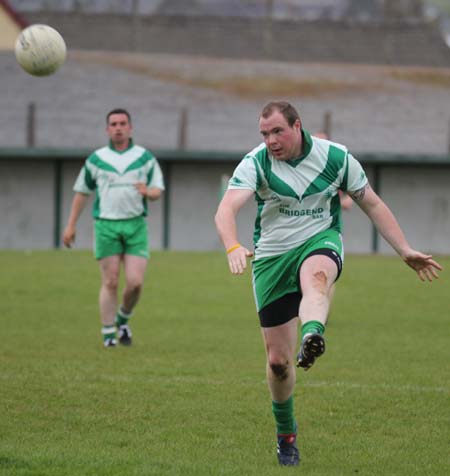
[229,130,368,259]
[74,140,165,220]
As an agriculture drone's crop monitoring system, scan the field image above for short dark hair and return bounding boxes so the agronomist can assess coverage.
[260,101,300,127]
[106,108,132,125]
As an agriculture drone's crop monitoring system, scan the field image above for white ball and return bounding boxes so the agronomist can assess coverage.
[15,24,66,77]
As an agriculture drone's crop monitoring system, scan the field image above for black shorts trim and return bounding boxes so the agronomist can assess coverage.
[259,292,301,328]
[258,248,343,328]
[303,248,343,281]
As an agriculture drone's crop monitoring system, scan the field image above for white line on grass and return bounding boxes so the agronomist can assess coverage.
[90,375,448,394]
[302,380,449,394]
[6,373,446,394]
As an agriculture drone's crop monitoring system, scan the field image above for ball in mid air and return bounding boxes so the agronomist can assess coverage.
[15,24,66,76]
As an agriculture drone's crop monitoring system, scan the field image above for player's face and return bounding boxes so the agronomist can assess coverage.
[259,111,302,161]
[107,113,132,150]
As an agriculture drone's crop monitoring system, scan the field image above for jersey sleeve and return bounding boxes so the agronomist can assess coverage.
[147,157,165,190]
[73,157,96,194]
[344,153,368,192]
[228,156,257,191]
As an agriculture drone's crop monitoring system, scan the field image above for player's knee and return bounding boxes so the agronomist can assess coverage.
[127,281,142,295]
[269,359,289,381]
[312,270,329,294]
[104,276,119,292]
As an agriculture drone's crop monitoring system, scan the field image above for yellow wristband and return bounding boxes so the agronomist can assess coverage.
[226,243,241,254]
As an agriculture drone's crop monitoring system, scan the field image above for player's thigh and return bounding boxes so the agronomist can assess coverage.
[99,255,122,286]
[123,255,148,286]
[299,254,339,295]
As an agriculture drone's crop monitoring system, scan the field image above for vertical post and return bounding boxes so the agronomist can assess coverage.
[26,102,36,147]
[448,116,450,156]
[162,162,171,250]
[177,107,188,150]
[53,160,62,249]
[131,0,140,52]
[263,0,274,59]
[371,165,380,253]
[323,110,332,138]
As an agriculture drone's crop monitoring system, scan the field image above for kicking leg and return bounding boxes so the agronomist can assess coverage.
[297,254,338,369]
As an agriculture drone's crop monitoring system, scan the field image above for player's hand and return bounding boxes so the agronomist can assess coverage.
[402,250,442,282]
[62,226,76,248]
[135,182,148,197]
[227,245,254,275]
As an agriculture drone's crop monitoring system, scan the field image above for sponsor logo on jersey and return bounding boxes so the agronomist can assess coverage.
[279,206,324,219]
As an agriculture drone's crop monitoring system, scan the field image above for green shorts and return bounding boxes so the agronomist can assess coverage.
[252,229,343,312]
[94,217,149,260]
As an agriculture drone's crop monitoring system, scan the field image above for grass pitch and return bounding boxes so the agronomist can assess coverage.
[0,251,449,476]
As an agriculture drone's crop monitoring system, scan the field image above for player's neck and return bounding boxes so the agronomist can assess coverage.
[112,139,131,152]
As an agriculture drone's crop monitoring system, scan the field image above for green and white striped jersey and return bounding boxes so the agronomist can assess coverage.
[228,130,368,259]
[74,141,164,220]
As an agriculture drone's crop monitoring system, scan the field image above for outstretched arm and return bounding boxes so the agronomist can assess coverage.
[352,184,442,281]
[215,189,254,274]
[62,192,89,248]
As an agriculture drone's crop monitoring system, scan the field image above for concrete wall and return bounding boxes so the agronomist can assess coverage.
[22,12,450,67]
[1,154,450,255]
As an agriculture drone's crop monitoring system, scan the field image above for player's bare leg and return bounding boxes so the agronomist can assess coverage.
[116,255,148,345]
[262,318,300,466]
[121,255,147,312]
[99,255,121,347]
[297,255,338,369]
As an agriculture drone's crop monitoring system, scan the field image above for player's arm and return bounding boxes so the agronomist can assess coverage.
[338,190,353,210]
[352,184,442,281]
[215,189,254,275]
[62,192,89,248]
[135,183,163,201]
[137,157,165,201]
[147,187,163,201]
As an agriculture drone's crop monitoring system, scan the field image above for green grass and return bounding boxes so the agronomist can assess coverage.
[0,251,449,476]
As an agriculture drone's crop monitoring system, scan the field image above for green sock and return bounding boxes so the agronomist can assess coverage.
[301,320,325,340]
[102,325,116,341]
[115,307,132,327]
[272,396,296,435]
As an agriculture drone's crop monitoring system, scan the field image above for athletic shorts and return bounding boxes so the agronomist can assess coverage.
[252,229,343,327]
[94,217,149,260]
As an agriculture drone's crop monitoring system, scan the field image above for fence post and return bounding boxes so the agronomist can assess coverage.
[178,107,188,150]
[448,116,450,156]
[53,160,62,249]
[263,0,274,59]
[371,165,380,253]
[162,162,171,250]
[131,0,140,51]
[323,110,332,138]
[26,102,36,147]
